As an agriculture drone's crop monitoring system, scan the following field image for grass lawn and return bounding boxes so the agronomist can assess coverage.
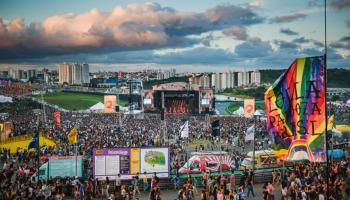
[40,91,129,110]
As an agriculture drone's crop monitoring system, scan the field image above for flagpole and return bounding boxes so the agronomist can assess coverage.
[252,119,256,183]
[323,0,330,198]
[75,127,78,177]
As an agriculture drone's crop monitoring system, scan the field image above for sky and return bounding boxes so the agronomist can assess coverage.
[0,0,349,71]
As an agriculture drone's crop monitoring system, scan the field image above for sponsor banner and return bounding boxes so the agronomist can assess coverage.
[244,99,255,118]
[104,95,117,113]
[130,148,140,174]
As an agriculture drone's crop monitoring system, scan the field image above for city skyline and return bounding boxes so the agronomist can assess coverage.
[0,0,349,70]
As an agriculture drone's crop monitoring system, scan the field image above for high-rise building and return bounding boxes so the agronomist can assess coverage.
[211,70,261,91]
[59,63,90,85]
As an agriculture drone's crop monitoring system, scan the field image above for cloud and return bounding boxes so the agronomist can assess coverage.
[347,20,350,28]
[274,40,299,50]
[330,36,350,50]
[234,37,273,58]
[329,0,350,10]
[280,28,299,36]
[0,2,263,61]
[292,37,311,43]
[270,13,306,23]
[222,26,248,40]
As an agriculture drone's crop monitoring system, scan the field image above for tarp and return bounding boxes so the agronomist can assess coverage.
[0,95,13,103]
[89,102,104,112]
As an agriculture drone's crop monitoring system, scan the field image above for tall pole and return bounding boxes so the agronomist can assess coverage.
[252,117,256,183]
[324,0,330,198]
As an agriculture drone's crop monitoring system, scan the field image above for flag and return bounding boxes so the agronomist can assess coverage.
[54,112,61,128]
[28,133,39,150]
[180,121,189,138]
[68,127,78,144]
[211,120,220,137]
[265,56,326,162]
[327,115,334,131]
[245,125,255,141]
[244,99,255,118]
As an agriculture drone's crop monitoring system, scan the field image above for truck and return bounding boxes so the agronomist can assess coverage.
[240,149,281,169]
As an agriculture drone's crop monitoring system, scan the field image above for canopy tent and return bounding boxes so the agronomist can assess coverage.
[0,95,13,103]
[89,102,104,112]
[232,107,244,116]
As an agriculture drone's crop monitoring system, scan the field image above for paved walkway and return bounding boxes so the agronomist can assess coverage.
[140,183,281,200]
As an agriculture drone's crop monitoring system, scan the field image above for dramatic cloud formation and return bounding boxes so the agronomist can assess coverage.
[280,28,299,36]
[330,36,350,50]
[293,37,311,43]
[0,3,263,60]
[329,0,350,10]
[222,26,248,40]
[270,13,306,23]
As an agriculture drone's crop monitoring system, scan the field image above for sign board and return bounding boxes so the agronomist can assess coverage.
[93,147,169,180]
[39,156,83,180]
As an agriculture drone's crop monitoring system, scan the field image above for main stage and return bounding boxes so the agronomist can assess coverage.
[142,82,214,114]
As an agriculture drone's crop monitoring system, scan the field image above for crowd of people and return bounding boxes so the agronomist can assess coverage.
[0,97,349,199]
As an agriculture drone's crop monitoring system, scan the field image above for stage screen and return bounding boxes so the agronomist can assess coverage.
[104,95,117,113]
[140,147,169,178]
[143,98,152,105]
[201,98,209,105]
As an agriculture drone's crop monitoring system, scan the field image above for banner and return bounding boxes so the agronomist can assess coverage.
[180,121,189,138]
[104,95,117,113]
[244,99,255,117]
[245,125,255,141]
[265,56,326,162]
[54,112,61,128]
[130,148,140,174]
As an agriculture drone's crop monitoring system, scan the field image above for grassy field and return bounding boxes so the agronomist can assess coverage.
[41,91,128,110]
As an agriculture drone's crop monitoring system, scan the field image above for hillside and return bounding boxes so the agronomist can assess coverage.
[261,68,350,88]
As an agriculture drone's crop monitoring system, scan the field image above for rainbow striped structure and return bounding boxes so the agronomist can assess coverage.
[265,56,326,162]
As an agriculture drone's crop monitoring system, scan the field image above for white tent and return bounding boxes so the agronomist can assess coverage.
[233,107,244,116]
[0,95,13,103]
[89,102,104,112]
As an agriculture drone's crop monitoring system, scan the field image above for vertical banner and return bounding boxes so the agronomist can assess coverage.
[265,56,326,162]
[130,148,140,174]
[54,112,61,128]
[104,95,117,113]
[244,99,255,117]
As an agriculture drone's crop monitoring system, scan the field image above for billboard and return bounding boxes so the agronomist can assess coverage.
[140,148,169,177]
[93,147,169,180]
[104,95,117,113]
[244,99,255,117]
